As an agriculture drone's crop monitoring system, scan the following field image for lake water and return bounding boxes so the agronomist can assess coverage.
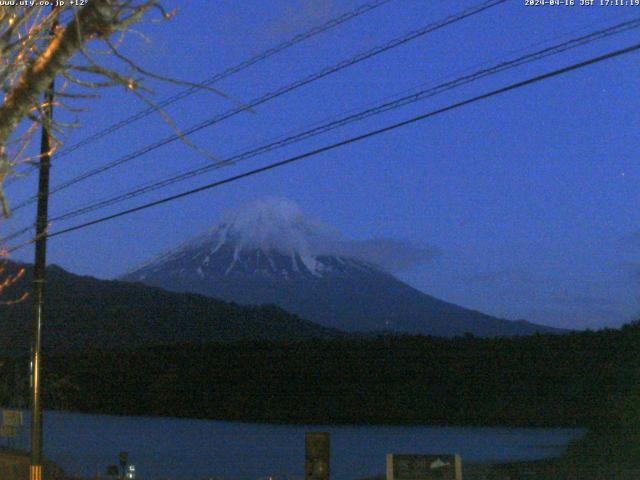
[6,410,585,480]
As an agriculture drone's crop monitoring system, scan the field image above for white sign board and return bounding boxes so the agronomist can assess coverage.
[2,410,23,427]
[0,424,17,437]
[386,453,463,480]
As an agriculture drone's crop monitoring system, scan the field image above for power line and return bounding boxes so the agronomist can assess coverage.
[57,0,394,158]
[4,0,393,186]
[8,0,507,212]
[8,40,639,253]
[4,15,637,244]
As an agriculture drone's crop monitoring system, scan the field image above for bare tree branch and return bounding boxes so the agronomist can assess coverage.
[0,1,161,217]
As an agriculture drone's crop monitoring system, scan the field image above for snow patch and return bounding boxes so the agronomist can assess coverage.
[124,196,436,280]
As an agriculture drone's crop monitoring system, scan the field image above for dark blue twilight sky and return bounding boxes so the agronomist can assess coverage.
[3,0,639,330]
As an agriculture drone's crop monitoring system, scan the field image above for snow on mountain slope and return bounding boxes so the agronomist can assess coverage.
[133,197,380,280]
[123,198,565,337]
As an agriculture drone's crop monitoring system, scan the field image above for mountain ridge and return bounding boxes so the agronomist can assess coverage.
[123,198,565,337]
[0,260,346,355]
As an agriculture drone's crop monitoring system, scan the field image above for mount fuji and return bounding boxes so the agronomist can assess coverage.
[122,198,562,337]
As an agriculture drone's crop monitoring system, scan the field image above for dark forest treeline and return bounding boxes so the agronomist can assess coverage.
[1,321,639,430]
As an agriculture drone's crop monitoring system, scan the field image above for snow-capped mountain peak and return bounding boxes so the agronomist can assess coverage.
[131,197,372,280]
[123,197,564,337]
[214,197,333,257]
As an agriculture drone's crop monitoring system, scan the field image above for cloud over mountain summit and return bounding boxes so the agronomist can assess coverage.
[185,196,439,273]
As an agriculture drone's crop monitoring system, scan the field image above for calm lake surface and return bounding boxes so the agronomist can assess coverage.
[8,411,585,480]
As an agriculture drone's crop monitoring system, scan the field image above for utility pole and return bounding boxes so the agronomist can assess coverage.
[305,432,330,480]
[30,16,56,480]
